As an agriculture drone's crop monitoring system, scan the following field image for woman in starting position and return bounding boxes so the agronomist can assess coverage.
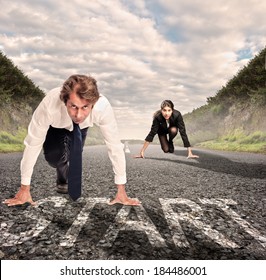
[135,100,198,159]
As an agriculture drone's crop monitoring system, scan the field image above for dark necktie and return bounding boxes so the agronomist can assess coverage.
[68,122,82,201]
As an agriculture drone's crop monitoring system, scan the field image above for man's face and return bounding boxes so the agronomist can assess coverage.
[161,106,173,120]
[66,91,94,124]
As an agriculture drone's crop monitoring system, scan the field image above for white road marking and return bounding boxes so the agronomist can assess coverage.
[1,196,265,250]
[60,197,109,247]
[98,202,166,248]
[199,198,266,248]
[160,198,239,248]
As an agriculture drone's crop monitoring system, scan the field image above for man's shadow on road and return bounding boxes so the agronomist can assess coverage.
[146,149,266,179]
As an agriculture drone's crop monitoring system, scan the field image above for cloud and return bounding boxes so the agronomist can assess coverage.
[0,0,265,139]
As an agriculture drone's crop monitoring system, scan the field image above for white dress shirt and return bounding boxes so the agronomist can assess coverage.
[21,87,126,186]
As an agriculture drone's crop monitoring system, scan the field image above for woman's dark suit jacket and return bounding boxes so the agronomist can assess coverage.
[145,109,191,147]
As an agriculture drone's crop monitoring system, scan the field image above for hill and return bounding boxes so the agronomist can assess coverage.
[0,52,103,152]
[0,51,45,132]
[0,52,45,152]
[178,46,266,153]
[1,47,265,153]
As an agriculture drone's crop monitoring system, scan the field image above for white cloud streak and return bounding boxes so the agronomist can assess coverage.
[0,0,265,139]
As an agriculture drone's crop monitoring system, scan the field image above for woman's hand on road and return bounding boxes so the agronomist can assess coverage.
[133,151,145,159]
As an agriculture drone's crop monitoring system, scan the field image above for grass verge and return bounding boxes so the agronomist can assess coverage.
[0,129,26,153]
[199,130,266,154]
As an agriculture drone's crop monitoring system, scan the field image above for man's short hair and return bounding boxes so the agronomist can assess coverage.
[60,74,100,104]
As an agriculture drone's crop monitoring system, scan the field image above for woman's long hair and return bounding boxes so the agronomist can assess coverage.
[153,100,174,118]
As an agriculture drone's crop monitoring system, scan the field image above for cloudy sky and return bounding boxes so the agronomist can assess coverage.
[0,0,265,139]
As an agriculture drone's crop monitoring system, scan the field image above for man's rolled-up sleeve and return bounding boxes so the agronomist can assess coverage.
[21,97,52,185]
[98,101,126,185]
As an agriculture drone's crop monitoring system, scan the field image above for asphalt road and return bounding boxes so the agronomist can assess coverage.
[0,144,266,260]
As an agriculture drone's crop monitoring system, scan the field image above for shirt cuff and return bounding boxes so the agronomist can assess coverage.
[114,174,127,185]
[21,177,31,186]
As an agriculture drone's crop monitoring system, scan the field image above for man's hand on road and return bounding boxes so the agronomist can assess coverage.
[108,184,141,206]
[108,197,141,206]
[3,185,36,206]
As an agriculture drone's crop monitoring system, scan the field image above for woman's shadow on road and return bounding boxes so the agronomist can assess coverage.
[147,148,266,179]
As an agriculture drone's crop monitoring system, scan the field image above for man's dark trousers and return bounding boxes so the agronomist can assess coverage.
[43,126,88,184]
